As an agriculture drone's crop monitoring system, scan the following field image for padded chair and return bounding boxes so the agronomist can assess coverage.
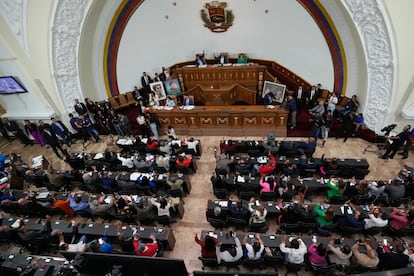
[198,256,219,270]
[285,262,304,276]
[351,194,370,205]
[364,226,384,238]
[341,226,362,238]
[176,165,192,174]
[281,191,296,202]
[227,216,249,230]
[303,169,317,177]
[239,191,255,201]
[154,166,168,174]
[299,222,317,235]
[126,92,137,105]
[279,223,300,235]
[215,168,228,176]
[309,263,336,276]
[108,96,120,111]
[155,215,172,227]
[249,222,268,233]
[222,259,242,272]
[264,253,283,271]
[329,196,349,204]
[214,188,229,200]
[320,222,338,233]
[247,149,261,157]
[118,93,130,109]
[260,191,276,202]
[390,196,411,207]
[208,217,228,230]
[242,257,265,270]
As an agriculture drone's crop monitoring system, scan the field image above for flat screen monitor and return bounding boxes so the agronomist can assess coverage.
[0,76,27,94]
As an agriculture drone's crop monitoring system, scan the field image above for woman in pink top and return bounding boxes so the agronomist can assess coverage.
[259,176,277,194]
[389,209,414,231]
[308,242,327,266]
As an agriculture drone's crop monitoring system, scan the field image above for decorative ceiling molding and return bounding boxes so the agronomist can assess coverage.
[51,0,92,114]
[342,0,395,132]
[0,0,29,55]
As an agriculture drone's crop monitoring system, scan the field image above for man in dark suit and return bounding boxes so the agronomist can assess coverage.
[39,120,68,159]
[294,85,308,111]
[74,98,88,116]
[214,52,228,65]
[3,118,32,146]
[141,72,152,90]
[182,95,194,106]
[50,117,72,146]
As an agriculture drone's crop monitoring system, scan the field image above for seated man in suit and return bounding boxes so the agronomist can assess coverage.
[195,51,206,67]
[228,199,250,222]
[214,52,228,65]
[296,137,317,157]
[182,95,194,106]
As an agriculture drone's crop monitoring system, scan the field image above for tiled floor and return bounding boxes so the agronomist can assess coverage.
[1,134,413,275]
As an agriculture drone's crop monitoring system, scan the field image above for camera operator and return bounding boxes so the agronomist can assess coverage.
[399,127,414,159]
[310,111,324,142]
[381,124,411,160]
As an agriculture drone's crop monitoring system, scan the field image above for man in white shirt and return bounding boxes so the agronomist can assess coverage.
[327,92,339,113]
[216,232,243,264]
[364,206,388,229]
[117,152,134,169]
[279,236,307,264]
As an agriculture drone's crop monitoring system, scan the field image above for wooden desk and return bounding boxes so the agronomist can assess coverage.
[176,64,266,92]
[150,105,288,137]
[188,84,256,105]
[2,218,176,250]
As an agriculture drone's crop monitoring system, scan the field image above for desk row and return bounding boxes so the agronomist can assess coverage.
[1,217,175,250]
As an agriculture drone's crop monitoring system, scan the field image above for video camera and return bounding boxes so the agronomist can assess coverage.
[381,124,397,136]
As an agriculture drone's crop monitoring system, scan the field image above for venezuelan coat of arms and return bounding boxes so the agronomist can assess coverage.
[201,1,234,33]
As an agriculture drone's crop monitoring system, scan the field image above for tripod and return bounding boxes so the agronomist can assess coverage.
[363,135,387,154]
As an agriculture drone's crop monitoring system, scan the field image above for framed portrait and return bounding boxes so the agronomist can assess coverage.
[262,81,286,104]
[164,78,182,96]
[150,81,166,100]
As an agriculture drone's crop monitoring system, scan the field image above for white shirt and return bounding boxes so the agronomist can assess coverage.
[297,88,303,99]
[150,198,171,217]
[117,153,134,168]
[279,239,307,264]
[216,237,243,264]
[364,213,388,229]
[245,243,265,259]
[61,241,86,253]
[310,89,315,100]
[328,96,338,108]
[186,140,199,153]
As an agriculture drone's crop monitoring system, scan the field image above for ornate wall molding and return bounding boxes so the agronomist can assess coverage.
[51,0,92,114]
[0,0,28,55]
[342,0,395,132]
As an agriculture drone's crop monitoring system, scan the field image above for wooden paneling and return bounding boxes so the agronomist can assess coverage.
[187,84,256,105]
[150,105,288,136]
[176,65,266,92]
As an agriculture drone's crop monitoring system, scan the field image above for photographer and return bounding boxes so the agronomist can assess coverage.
[399,127,414,159]
[310,111,324,142]
[381,124,411,160]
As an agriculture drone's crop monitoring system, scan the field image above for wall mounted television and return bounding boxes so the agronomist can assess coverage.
[0,76,27,94]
